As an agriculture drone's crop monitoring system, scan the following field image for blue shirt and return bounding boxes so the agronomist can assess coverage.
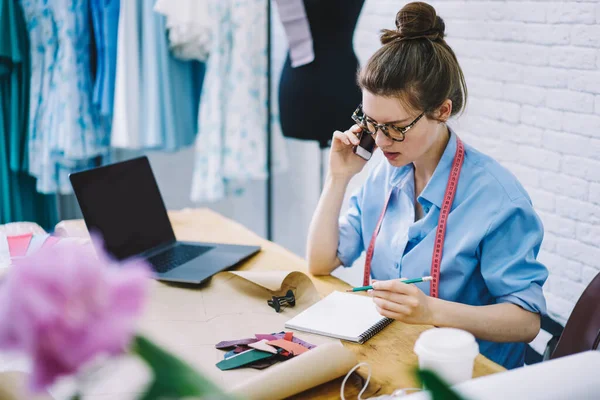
[337,128,548,370]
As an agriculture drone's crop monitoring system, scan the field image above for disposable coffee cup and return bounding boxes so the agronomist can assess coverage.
[414,328,479,386]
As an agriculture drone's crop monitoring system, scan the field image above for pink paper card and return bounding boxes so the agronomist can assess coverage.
[42,236,61,248]
[267,339,309,356]
[8,234,33,257]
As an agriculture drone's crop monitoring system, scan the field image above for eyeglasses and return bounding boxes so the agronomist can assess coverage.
[351,104,425,142]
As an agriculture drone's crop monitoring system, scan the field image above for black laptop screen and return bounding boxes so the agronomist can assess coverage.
[70,157,176,261]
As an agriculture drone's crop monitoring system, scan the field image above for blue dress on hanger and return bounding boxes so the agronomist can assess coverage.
[0,0,57,228]
[90,0,120,119]
[20,0,109,194]
[111,0,203,152]
[91,0,106,114]
[20,0,53,184]
[140,0,203,151]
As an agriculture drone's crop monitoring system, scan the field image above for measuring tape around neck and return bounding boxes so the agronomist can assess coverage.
[362,136,465,298]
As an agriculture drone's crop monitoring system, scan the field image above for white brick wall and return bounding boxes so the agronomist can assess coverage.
[131,0,600,328]
[354,0,600,325]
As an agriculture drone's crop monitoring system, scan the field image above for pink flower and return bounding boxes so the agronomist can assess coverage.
[0,236,152,391]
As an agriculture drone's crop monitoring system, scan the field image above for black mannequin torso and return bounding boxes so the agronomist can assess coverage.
[278,0,365,148]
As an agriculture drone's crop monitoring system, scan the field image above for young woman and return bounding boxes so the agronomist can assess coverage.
[306,2,548,369]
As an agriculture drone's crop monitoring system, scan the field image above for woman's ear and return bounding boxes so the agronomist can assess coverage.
[435,99,453,122]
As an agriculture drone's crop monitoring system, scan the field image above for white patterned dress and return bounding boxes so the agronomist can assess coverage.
[21,0,109,194]
[190,0,288,203]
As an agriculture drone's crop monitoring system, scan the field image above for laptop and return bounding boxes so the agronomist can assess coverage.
[69,156,261,284]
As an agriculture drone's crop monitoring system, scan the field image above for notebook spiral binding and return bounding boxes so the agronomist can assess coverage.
[358,318,394,344]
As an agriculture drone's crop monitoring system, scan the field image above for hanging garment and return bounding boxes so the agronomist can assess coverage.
[190,0,288,203]
[111,0,203,152]
[20,0,110,194]
[278,0,364,148]
[140,0,203,151]
[90,0,120,119]
[110,0,142,149]
[0,0,57,229]
[91,0,106,116]
[154,0,212,62]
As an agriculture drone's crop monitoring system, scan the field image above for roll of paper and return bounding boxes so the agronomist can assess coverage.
[229,342,357,400]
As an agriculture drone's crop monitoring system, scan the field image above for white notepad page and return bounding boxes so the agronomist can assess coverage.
[285,291,392,343]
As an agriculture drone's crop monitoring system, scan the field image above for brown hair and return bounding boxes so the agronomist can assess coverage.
[358,2,467,120]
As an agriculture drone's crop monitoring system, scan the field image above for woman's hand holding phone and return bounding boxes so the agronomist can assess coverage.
[329,125,377,180]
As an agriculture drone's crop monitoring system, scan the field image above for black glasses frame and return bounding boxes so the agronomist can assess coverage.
[351,104,425,142]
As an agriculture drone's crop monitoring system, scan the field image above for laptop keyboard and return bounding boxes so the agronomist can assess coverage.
[147,244,213,273]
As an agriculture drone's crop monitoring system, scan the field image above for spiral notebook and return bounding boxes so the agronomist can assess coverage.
[284,291,393,344]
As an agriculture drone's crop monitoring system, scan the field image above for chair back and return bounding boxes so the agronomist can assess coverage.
[551,272,600,359]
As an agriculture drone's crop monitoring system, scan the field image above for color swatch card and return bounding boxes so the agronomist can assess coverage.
[0,234,65,267]
[42,235,61,249]
[216,349,274,371]
[0,233,10,269]
[26,233,50,255]
[7,233,33,257]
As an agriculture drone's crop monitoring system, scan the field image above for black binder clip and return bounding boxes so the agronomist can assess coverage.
[268,290,296,313]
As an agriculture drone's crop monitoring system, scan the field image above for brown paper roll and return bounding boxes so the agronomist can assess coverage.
[229,342,358,400]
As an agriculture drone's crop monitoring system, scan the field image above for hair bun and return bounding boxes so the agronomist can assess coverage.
[382,2,445,43]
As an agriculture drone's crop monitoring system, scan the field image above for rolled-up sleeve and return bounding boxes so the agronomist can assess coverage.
[479,196,549,315]
[337,186,365,268]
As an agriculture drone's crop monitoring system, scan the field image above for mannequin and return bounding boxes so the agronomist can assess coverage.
[278,0,365,150]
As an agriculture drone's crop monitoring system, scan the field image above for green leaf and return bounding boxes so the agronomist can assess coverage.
[69,393,82,400]
[132,335,237,400]
[416,369,466,400]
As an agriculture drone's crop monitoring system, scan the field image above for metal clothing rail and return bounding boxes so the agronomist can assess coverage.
[266,0,273,240]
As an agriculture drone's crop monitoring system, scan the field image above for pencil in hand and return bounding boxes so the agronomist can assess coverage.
[345,276,433,292]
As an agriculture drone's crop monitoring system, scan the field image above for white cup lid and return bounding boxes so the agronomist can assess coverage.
[414,328,479,360]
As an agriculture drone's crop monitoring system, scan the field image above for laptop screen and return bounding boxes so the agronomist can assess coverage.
[70,156,176,261]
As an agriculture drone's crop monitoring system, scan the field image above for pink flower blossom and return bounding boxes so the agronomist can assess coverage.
[0,236,152,391]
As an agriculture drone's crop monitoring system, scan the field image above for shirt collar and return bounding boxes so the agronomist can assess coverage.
[389,163,413,190]
[418,127,458,209]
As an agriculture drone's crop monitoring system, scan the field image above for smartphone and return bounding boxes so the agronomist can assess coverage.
[352,130,376,161]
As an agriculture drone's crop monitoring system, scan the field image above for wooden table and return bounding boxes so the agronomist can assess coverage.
[163,209,504,397]
[1,209,505,399]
